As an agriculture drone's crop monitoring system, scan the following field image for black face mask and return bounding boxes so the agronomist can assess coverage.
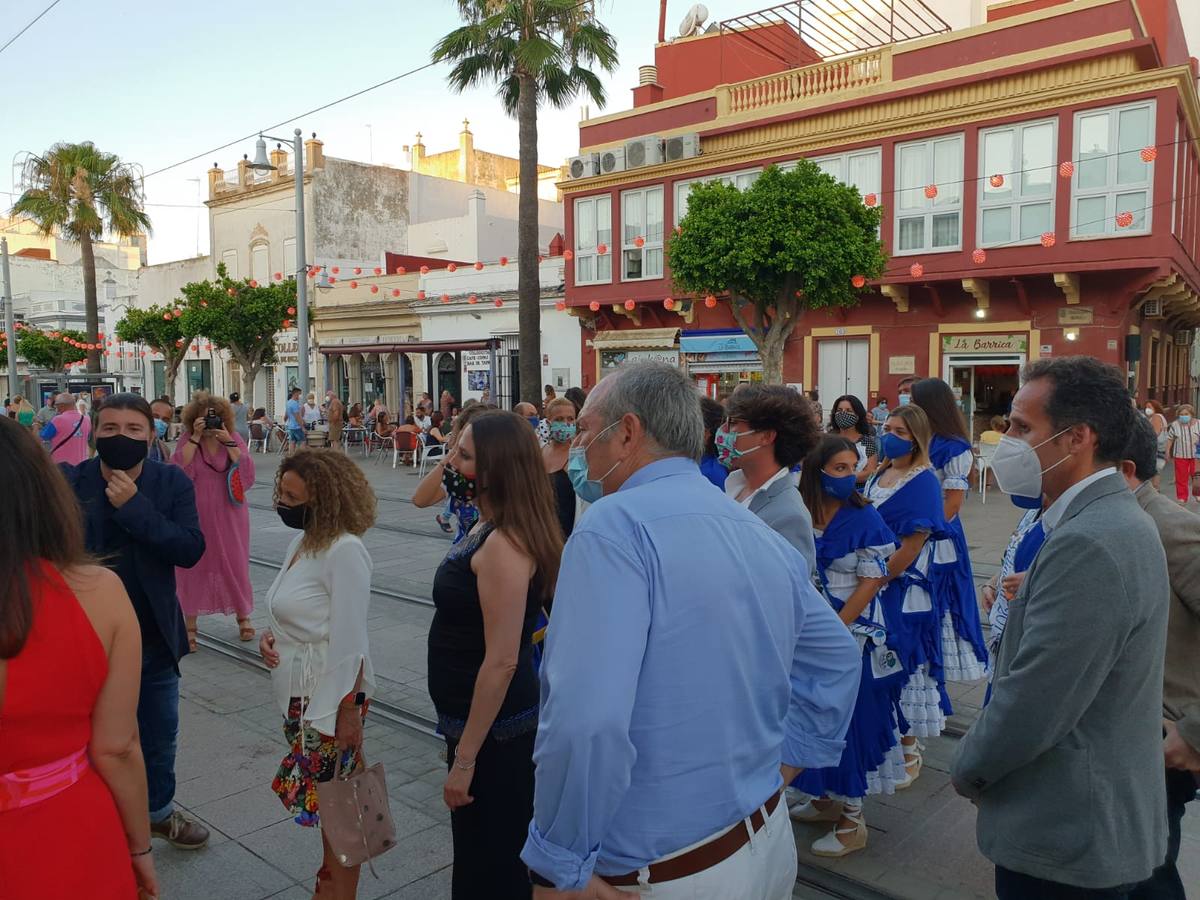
[834,410,860,430]
[441,464,476,504]
[96,434,149,471]
[276,503,311,530]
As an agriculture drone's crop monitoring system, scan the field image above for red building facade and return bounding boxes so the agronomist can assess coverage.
[561,0,1200,434]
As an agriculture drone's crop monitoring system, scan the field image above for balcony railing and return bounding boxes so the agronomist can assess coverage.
[717,47,890,116]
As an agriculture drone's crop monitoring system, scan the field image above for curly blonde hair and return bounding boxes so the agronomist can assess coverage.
[181,391,234,436]
[275,448,377,554]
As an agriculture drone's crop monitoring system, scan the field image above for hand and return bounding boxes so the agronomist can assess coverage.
[210,426,233,444]
[105,470,139,509]
[132,853,159,900]
[1164,719,1200,772]
[192,417,207,435]
[534,875,635,899]
[443,760,475,809]
[981,583,998,613]
[780,763,802,785]
[1001,571,1027,600]
[334,704,363,752]
[259,629,279,668]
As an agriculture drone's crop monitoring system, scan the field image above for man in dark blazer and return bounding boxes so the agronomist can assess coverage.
[61,393,210,850]
[952,357,1168,898]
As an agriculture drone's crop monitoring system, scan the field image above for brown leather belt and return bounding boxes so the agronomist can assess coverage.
[600,791,782,887]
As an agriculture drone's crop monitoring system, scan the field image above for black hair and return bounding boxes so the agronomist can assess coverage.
[699,395,724,458]
[564,387,587,415]
[911,378,969,441]
[799,435,869,520]
[725,384,820,469]
[1122,413,1159,484]
[229,392,240,403]
[1023,356,1136,465]
[96,392,153,427]
[290,386,301,396]
[829,394,871,438]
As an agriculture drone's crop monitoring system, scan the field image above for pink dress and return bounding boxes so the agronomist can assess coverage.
[171,434,256,617]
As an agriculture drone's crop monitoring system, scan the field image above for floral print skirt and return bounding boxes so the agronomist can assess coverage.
[271,697,366,827]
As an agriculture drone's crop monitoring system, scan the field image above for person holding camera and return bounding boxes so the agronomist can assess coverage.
[172,391,256,650]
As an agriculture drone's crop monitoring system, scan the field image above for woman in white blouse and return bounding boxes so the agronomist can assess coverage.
[258,448,377,899]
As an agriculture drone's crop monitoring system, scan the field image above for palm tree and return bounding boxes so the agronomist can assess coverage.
[434,0,618,406]
[13,142,151,374]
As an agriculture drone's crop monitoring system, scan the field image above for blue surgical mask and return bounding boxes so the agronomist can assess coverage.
[881,432,914,460]
[1180,415,1192,425]
[549,421,577,443]
[820,470,858,500]
[1011,493,1043,510]
[713,424,760,470]
[566,420,622,503]
[898,393,911,406]
[154,419,168,439]
[527,416,541,429]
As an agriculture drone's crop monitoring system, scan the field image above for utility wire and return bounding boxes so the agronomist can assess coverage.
[0,0,64,58]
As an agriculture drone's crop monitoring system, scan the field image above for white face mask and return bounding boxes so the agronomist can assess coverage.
[1145,407,1155,416]
[990,427,1072,499]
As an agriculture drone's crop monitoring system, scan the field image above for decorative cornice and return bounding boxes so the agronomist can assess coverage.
[1053,272,1081,306]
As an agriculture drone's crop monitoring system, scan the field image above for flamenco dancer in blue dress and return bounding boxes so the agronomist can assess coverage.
[911,379,989,684]
[789,436,900,857]
[864,404,950,785]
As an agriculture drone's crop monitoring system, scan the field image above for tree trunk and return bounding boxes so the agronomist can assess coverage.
[728,294,801,385]
[163,352,182,406]
[759,339,785,385]
[79,232,100,374]
[516,72,542,407]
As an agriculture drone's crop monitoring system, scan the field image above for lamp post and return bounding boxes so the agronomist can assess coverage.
[247,130,310,395]
[2,237,16,401]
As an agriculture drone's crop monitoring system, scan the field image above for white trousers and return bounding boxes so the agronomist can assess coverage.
[618,795,797,899]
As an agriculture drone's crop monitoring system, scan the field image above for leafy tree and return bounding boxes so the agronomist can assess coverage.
[1,327,88,371]
[181,264,297,408]
[434,0,618,404]
[669,162,887,384]
[115,304,202,405]
[12,142,151,374]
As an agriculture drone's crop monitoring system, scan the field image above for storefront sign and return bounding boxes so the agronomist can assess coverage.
[1040,344,1053,355]
[1057,307,1094,325]
[942,334,1028,354]
[600,349,680,371]
[275,339,299,363]
[1107,339,1119,350]
[463,350,491,370]
[888,355,916,375]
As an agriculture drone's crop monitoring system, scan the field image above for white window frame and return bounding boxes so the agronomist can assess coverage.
[282,238,297,280]
[783,148,883,234]
[893,133,965,256]
[673,167,762,226]
[221,249,239,279]
[977,118,1058,248]
[1070,99,1156,239]
[574,195,613,286]
[621,186,664,282]
[250,242,270,284]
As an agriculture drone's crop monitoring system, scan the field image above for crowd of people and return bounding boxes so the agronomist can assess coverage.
[1,355,1197,900]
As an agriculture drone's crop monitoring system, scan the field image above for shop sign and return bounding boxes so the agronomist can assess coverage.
[463,350,491,370]
[600,348,680,371]
[275,339,299,363]
[1040,344,1053,355]
[942,334,1027,354]
[888,355,916,375]
[1057,307,1094,325]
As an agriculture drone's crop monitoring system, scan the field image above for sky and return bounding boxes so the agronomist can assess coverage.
[2,0,1198,266]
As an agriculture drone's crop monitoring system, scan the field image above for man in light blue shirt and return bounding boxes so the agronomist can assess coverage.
[523,363,860,899]
[284,386,304,448]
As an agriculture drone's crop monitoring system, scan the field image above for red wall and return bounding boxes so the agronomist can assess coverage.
[1131,0,1191,67]
[653,25,817,101]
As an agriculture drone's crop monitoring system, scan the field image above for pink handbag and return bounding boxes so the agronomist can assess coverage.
[315,753,397,874]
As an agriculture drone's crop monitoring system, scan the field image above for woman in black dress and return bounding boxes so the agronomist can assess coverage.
[428,411,563,899]
[541,397,578,540]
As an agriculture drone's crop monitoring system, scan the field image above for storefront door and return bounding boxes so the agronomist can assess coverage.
[943,355,1023,440]
[817,339,869,405]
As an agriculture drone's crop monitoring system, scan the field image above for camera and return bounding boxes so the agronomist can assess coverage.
[204,408,223,430]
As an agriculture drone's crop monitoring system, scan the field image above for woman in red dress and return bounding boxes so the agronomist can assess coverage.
[0,415,158,899]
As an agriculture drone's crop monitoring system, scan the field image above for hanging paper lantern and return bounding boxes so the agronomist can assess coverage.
[140,351,147,358]
[395,266,407,275]
[391,288,401,298]
[1059,160,1075,178]
[851,275,867,288]
[205,343,214,352]
[909,262,924,278]
[494,298,504,308]
[175,340,183,347]
[924,184,938,199]
[1116,211,1134,228]
[1141,146,1158,163]
[420,265,430,275]
[634,236,645,248]
[704,294,717,308]
[163,312,172,321]
[287,306,296,315]
[675,225,683,236]
[417,290,426,300]
[663,297,675,310]
[555,301,567,312]
[200,300,208,308]
[624,299,636,311]
[307,267,317,278]
[282,320,292,329]
[1040,231,1056,248]
[328,277,337,284]
[563,249,574,261]
[597,243,608,256]
[274,272,283,281]
[226,288,236,297]
[468,294,478,304]
[441,293,451,304]
[331,266,340,274]
[971,248,987,265]
[447,263,458,273]
[370,285,379,294]
[190,344,199,353]
[474,261,483,271]
[989,174,1005,188]
[350,280,358,289]
[499,256,509,266]
[863,193,878,207]
[370,266,380,276]
[588,301,601,312]
[249,279,259,288]
[353,267,362,275]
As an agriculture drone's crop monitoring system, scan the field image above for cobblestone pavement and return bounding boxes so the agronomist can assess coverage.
[160,449,1197,899]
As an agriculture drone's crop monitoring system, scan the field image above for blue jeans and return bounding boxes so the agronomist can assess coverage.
[138,665,180,824]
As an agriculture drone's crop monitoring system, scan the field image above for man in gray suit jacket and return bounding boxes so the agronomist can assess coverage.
[720,384,819,571]
[952,357,1168,898]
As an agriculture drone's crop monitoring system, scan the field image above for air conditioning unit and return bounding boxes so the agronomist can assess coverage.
[1174,329,1194,346]
[624,136,664,169]
[1143,297,1165,318]
[665,133,701,162]
[567,153,599,180]
[599,147,626,175]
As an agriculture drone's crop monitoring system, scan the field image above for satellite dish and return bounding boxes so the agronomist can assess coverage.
[678,3,709,37]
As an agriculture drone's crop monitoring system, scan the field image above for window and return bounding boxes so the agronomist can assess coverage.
[894,134,964,254]
[1071,100,1155,237]
[574,196,612,285]
[221,249,238,279]
[185,359,212,395]
[810,148,882,200]
[674,168,761,225]
[283,238,297,279]
[978,119,1056,246]
[251,243,269,284]
[152,361,165,400]
[621,186,664,280]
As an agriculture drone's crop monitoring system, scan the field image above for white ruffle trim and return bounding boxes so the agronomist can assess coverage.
[941,612,988,682]
[900,668,946,738]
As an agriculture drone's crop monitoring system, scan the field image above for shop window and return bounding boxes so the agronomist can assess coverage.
[283,238,296,279]
[894,134,964,255]
[574,196,612,285]
[621,186,664,281]
[221,248,239,279]
[185,360,211,395]
[1071,100,1155,238]
[674,168,761,225]
[978,119,1056,246]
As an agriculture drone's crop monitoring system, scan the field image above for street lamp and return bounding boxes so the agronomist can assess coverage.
[247,129,310,394]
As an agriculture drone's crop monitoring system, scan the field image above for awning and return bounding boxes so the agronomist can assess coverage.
[681,332,757,354]
[592,327,680,351]
[321,339,500,356]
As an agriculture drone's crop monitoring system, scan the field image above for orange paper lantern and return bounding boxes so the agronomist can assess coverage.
[420,265,430,275]
[163,312,172,321]
[663,297,675,310]
[274,272,283,281]
[373,267,382,275]
[441,293,450,304]
[249,279,258,288]
[1116,211,1135,228]
[473,262,483,271]
[563,249,574,261]
[989,174,1005,188]
[349,280,358,289]
[634,236,645,248]
[1059,161,1075,178]
[331,266,340,274]
[704,294,717,308]
[1140,146,1158,162]
[499,256,509,266]
[589,301,601,312]
[863,193,878,207]
[282,320,291,329]
[555,301,567,311]
[494,298,504,308]
[391,289,400,298]
[851,275,867,288]
[909,262,924,278]
[1040,231,1056,247]
[447,263,458,273]
[924,184,938,199]
[395,266,407,275]
[328,277,337,284]
[353,267,362,275]
[417,290,426,300]
[971,248,987,265]
[468,294,478,304]
[370,285,379,294]
[597,243,608,255]
[288,306,296,315]
[624,299,636,311]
